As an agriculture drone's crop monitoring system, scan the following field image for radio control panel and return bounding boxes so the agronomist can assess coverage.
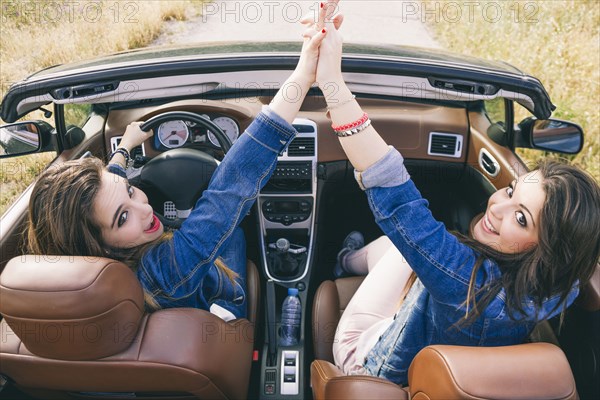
[261,161,312,194]
[262,198,312,226]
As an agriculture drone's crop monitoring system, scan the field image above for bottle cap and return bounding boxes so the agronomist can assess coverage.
[288,288,299,296]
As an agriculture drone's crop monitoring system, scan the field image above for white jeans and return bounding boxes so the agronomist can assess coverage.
[332,236,414,375]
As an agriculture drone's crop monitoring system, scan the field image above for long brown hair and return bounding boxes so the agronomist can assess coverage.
[27,157,238,310]
[458,160,600,325]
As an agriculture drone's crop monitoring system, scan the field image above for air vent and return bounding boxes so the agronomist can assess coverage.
[288,137,315,157]
[428,132,463,158]
[110,136,145,157]
[292,124,315,133]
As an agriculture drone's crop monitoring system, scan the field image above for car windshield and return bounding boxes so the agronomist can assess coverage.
[30,42,521,80]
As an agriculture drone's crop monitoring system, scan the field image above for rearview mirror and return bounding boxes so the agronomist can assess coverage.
[0,121,43,158]
[517,117,583,154]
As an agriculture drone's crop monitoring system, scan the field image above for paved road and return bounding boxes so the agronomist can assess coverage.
[153,1,439,48]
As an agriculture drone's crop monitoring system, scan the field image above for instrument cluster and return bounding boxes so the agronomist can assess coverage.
[155,113,239,151]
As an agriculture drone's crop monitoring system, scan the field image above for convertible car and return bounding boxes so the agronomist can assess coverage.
[0,42,598,400]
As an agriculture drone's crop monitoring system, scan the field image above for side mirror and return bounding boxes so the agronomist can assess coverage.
[0,121,52,158]
[517,117,584,154]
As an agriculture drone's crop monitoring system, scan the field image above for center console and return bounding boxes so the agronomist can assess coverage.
[258,118,317,283]
[257,118,317,399]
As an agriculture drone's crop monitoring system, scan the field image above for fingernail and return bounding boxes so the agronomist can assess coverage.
[322,28,327,34]
[320,2,324,8]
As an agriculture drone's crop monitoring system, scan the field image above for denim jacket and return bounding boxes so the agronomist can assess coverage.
[356,148,579,385]
[134,108,297,317]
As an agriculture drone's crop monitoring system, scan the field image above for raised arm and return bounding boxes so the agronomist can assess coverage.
[316,0,388,171]
[314,1,486,307]
[269,2,329,122]
[138,13,330,299]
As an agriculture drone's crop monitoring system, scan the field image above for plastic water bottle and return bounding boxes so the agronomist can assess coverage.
[280,288,301,346]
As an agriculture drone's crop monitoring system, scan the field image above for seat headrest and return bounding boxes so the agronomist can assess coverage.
[408,343,577,400]
[0,256,145,360]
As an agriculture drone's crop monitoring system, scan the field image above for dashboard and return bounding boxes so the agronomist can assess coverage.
[103,97,474,164]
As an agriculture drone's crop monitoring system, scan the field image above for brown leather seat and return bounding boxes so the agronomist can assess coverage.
[0,255,260,399]
[311,276,583,400]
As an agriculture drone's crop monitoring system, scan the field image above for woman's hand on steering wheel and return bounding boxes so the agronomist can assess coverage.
[119,121,154,151]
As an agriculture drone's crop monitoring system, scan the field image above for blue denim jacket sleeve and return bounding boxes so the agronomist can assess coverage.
[357,147,495,309]
[106,163,127,179]
[138,108,296,298]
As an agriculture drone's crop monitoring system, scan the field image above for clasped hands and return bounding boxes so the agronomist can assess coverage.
[294,0,345,91]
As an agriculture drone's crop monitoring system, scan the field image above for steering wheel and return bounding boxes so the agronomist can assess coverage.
[137,111,233,228]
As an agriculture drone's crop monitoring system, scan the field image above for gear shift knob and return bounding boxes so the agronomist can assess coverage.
[275,238,290,253]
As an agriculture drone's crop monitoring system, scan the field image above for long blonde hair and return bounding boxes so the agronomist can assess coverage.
[27,157,238,310]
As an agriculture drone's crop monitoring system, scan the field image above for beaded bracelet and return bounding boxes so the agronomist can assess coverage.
[109,147,131,168]
[331,112,369,132]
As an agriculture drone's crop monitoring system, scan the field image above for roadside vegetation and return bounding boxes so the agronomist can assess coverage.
[1,0,598,216]
[424,0,599,182]
[0,0,205,216]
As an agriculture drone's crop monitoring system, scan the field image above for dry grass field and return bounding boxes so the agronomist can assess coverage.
[424,0,599,182]
[0,0,204,216]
